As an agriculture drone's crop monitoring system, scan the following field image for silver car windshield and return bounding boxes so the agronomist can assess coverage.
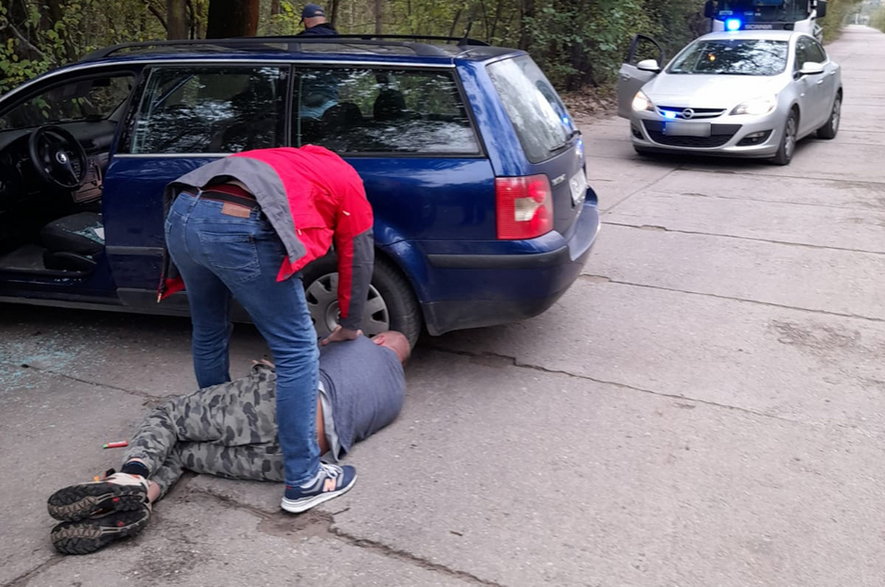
[667,39,788,76]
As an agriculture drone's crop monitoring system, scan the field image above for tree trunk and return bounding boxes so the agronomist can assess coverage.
[270,0,281,15]
[374,0,382,34]
[206,0,260,38]
[167,0,188,39]
[329,0,339,27]
[519,0,534,50]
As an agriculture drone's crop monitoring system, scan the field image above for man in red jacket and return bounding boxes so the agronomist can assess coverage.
[160,146,373,514]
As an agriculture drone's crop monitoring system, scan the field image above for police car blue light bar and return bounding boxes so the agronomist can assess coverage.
[725,18,742,30]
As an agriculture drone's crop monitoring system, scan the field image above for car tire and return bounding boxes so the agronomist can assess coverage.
[771,110,798,166]
[301,253,422,347]
[816,92,841,140]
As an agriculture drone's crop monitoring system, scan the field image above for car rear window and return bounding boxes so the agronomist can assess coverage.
[293,67,480,155]
[487,55,573,164]
[667,39,788,76]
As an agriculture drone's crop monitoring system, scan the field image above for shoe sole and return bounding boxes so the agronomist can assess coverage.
[51,508,150,555]
[47,482,147,521]
[280,473,358,514]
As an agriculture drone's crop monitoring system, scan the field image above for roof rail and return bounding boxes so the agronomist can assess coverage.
[80,34,490,62]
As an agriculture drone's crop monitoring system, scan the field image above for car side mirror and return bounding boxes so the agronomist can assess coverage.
[799,61,825,76]
[637,59,661,73]
[816,0,827,19]
[703,1,715,18]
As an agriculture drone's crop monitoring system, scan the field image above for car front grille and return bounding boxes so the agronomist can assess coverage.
[656,106,726,120]
[642,121,741,148]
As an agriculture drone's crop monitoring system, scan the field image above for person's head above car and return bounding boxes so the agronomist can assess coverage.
[301,4,328,29]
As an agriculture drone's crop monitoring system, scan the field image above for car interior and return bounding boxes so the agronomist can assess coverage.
[0,73,133,278]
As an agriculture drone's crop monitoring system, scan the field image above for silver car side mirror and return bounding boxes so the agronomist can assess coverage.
[637,59,661,73]
[799,61,825,76]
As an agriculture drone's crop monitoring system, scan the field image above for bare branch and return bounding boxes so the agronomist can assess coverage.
[145,0,168,30]
[1,20,48,60]
[185,0,197,38]
[448,8,462,39]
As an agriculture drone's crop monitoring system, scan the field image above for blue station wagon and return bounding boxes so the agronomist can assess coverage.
[0,35,600,344]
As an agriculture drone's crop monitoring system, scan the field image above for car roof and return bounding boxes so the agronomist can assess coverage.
[693,30,808,43]
[1,35,526,104]
[76,35,522,66]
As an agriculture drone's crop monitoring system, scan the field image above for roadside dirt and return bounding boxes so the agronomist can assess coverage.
[561,85,618,124]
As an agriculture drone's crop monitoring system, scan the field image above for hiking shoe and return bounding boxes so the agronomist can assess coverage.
[47,472,150,522]
[51,505,151,555]
[280,463,357,514]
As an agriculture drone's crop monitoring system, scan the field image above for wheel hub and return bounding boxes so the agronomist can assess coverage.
[305,273,390,338]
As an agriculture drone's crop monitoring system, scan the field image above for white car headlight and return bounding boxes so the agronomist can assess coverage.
[631,91,654,112]
[731,95,777,116]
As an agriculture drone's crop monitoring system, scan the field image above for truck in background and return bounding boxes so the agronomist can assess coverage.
[704,0,828,40]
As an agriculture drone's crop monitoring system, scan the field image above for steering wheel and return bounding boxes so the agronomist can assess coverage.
[28,125,88,190]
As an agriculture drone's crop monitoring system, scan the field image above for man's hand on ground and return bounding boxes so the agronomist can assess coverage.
[321,325,362,345]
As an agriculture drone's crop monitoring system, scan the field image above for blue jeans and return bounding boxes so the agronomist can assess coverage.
[164,192,320,486]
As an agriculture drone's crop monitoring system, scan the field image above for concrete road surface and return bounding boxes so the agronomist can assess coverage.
[1,25,883,587]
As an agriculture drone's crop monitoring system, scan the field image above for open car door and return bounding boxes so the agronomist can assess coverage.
[617,35,664,119]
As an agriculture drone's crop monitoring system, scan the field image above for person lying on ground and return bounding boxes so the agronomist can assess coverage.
[46,331,410,555]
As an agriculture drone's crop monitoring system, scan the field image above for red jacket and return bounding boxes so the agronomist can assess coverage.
[159,146,374,330]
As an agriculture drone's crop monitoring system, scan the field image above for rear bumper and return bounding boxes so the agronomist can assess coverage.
[418,196,600,335]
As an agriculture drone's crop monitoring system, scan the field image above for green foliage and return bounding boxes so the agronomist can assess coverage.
[1,4,55,93]
[0,0,860,98]
[519,0,704,90]
[0,0,171,93]
[873,7,885,32]
[820,0,863,41]
[265,2,304,35]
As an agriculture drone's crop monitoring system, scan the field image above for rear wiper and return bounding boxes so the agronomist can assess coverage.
[549,129,582,154]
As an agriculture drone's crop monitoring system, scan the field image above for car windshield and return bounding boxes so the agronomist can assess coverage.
[667,39,788,75]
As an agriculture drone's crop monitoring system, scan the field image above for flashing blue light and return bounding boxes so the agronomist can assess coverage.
[663,110,677,120]
[725,18,742,31]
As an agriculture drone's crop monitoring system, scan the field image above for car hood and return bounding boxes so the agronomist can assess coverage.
[643,73,785,108]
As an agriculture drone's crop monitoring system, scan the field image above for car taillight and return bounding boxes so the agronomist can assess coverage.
[495,174,553,240]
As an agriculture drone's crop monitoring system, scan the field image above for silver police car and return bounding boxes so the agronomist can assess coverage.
[617,30,842,165]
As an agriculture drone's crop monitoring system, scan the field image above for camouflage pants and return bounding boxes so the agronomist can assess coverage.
[122,363,285,499]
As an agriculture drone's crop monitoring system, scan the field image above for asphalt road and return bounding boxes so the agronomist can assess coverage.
[1,25,883,587]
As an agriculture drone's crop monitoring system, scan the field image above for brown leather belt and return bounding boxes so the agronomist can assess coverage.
[198,184,259,209]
